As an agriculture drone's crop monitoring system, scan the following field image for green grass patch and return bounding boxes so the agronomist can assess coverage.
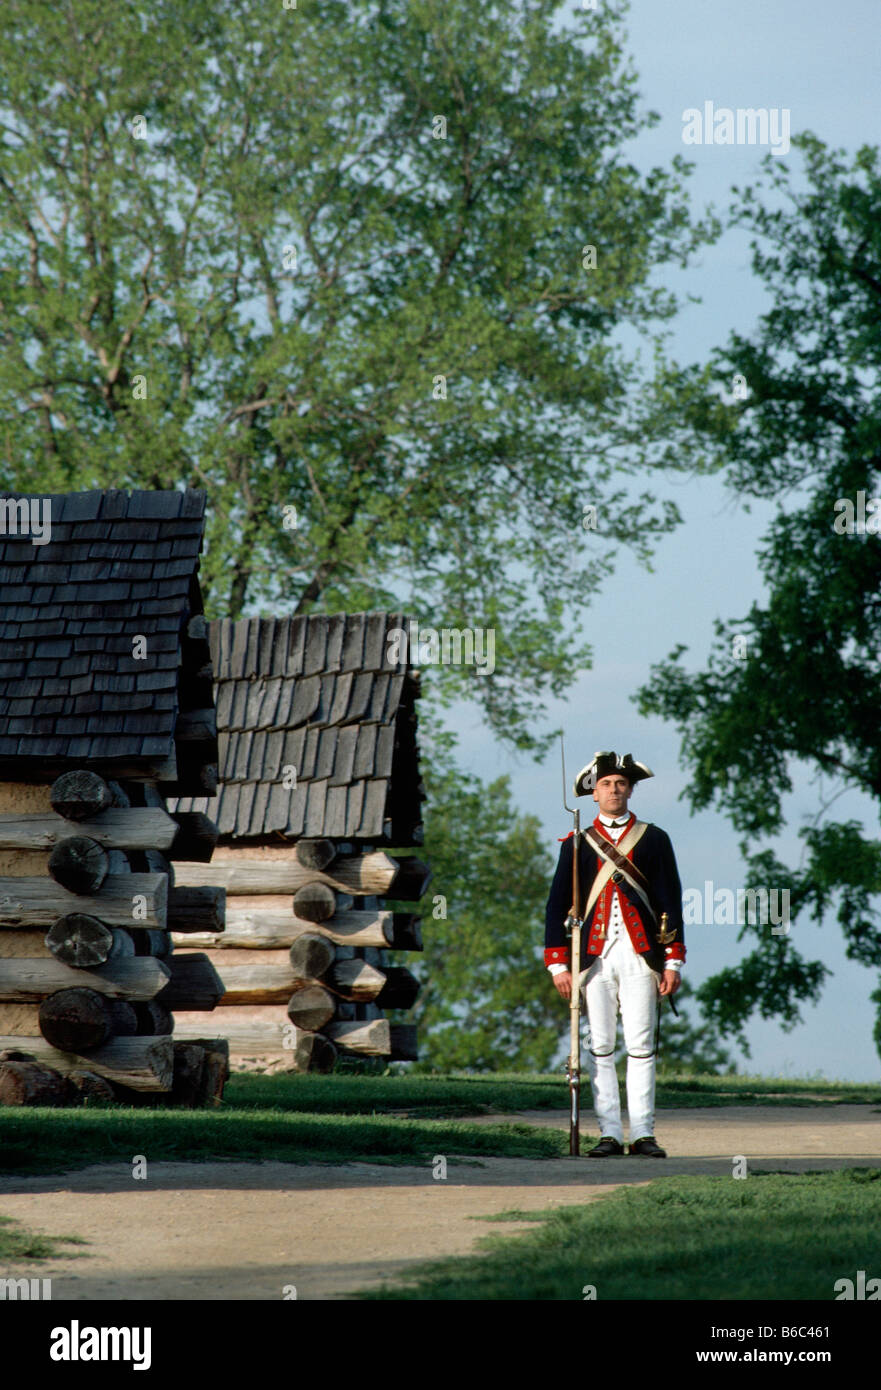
[655,1072,881,1108]
[0,1213,85,1262]
[0,1106,567,1177]
[223,1070,881,1117]
[222,1070,570,1117]
[1,1070,875,1177]
[358,1168,881,1300]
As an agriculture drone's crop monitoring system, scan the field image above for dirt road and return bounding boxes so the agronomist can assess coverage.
[1,1104,878,1300]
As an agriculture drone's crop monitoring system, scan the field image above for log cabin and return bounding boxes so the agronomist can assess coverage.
[169,613,430,1070]
[0,488,228,1106]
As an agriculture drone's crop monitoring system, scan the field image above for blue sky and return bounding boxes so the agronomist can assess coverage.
[441,0,881,1079]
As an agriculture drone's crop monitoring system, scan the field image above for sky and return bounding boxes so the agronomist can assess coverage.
[439,0,881,1080]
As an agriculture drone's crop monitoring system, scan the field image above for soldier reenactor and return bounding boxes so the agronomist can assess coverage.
[545,751,684,1157]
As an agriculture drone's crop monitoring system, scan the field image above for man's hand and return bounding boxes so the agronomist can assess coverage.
[658,969,681,998]
[552,970,573,1000]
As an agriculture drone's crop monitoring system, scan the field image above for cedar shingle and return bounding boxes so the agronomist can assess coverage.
[258,617,276,676]
[235,781,257,838]
[304,778,327,837]
[303,615,328,676]
[282,728,307,780]
[331,723,359,786]
[325,614,345,671]
[346,672,374,723]
[353,724,378,778]
[266,779,290,834]
[326,671,353,725]
[358,779,388,837]
[314,727,337,781]
[282,616,305,674]
[375,725,396,778]
[274,677,296,728]
[284,784,307,838]
[324,785,348,838]
[363,612,388,670]
[341,614,366,671]
[345,781,365,836]
[289,675,321,726]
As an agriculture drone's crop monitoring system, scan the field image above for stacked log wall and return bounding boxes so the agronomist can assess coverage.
[0,773,228,1106]
[172,839,428,1070]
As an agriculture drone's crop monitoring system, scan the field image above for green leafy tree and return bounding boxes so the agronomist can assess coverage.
[0,0,717,751]
[646,981,736,1075]
[395,744,561,1072]
[637,134,881,1054]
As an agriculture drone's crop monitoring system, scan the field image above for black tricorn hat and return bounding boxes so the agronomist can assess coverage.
[574,751,654,797]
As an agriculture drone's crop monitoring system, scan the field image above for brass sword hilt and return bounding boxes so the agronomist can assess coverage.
[657,911,676,945]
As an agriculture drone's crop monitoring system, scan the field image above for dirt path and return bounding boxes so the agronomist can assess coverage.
[1,1104,878,1300]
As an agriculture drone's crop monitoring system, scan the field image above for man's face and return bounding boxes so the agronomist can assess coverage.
[593,773,633,817]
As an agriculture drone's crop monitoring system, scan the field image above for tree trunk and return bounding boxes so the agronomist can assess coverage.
[292,882,337,923]
[166,885,225,934]
[0,807,177,851]
[294,838,337,872]
[0,956,170,1003]
[133,1001,174,1035]
[48,836,110,895]
[49,770,112,821]
[173,903,390,950]
[155,953,224,1010]
[0,1058,73,1106]
[0,1034,174,1090]
[323,1018,391,1055]
[288,932,336,979]
[38,988,114,1051]
[68,1069,116,1104]
[45,913,114,968]
[388,1024,419,1062]
[327,958,386,1002]
[0,873,167,929]
[285,985,336,1031]
[106,1000,139,1037]
[169,812,219,863]
[173,850,412,896]
[376,966,421,1010]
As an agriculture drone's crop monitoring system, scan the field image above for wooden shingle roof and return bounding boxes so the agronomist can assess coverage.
[171,613,424,845]
[0,489,215,790]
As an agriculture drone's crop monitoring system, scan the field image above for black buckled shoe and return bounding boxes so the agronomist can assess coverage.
[587,1136,625,1158]
[629,1136,667,1158]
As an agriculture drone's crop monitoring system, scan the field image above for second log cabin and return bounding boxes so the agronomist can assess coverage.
[169,612,430,1070]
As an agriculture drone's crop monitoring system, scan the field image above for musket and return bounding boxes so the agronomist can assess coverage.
[560,733,581,1157]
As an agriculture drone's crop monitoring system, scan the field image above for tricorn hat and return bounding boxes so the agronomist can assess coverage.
[574,750,654,797]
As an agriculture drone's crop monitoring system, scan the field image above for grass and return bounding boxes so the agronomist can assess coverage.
[222,1069,881,1116]
[357,1167,881,1300]
[0,1069,876,1177]
[0,1105,567,1176]
[655,1072,881,1108]
[0,1213,85,1262]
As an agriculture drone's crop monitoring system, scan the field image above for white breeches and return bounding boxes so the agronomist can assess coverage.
[583,943,659,1143]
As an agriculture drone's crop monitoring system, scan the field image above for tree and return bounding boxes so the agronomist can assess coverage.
[637,134,881,1054]
[0,0,717,750]
[392,738,562,1072]
[646,981,736,1075]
